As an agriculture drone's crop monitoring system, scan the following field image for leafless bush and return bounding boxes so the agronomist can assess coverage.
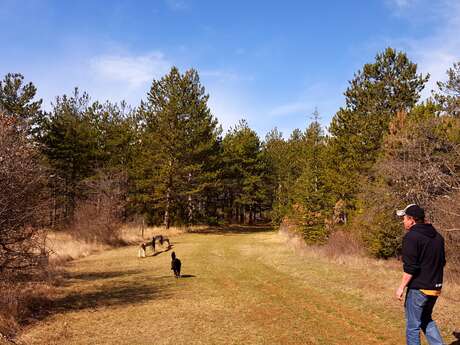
[0,113,52,337]
[382,112,460,206]
[279,221,364,259]
[384,112,460,278]
[0,114,49,281]
[432,191,460,282]
[322,230,364,258]
[70,171,127,245]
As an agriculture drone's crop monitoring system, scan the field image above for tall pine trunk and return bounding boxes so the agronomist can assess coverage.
[249,207,254,225]
[164,185,171,229]
[187,172,193,224]
[239,205,245,224]
[164,166,172,229]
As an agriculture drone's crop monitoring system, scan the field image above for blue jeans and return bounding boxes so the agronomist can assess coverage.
[405,289,444,345]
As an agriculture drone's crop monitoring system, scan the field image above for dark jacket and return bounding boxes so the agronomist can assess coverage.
[402,223,446,290]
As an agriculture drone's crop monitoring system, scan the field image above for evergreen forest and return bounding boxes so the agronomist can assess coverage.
[2,47,460,272]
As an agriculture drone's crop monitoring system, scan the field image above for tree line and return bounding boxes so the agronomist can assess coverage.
[1,48,460,280]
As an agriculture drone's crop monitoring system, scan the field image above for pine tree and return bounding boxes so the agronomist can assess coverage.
[291,118,331,243]
[0,73,43,134]
[85,100,137,171]
[221,120,270,224]
[264,127,290,224]
[136,67,220,228]
[434,61,460,117]
[327,47,429,214]
[39,89,98,222]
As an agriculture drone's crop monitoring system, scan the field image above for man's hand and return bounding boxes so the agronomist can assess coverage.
[396,286,405,301]
[396,272,412,301]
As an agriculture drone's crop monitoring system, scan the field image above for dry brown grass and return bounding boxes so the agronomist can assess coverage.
[279,225,371,265]
[278,225,403,285]
[15,227,460,345]
[0,225,204,340]
[46,232,110,264]
[278,226,460,341]
[46,225,190,263]
[0,282,53,340]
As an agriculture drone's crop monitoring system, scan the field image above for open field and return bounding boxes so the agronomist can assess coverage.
[17,227,460,345]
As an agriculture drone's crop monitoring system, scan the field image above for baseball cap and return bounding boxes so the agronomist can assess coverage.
[396,204,425,219]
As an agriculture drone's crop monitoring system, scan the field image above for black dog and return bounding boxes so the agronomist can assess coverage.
[171,251,181,278]
[151,236,156,252]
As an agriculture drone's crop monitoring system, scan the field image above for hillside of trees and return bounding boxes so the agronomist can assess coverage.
[1,48,460,284]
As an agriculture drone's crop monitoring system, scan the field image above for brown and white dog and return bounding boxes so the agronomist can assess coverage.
[138,239,154,258]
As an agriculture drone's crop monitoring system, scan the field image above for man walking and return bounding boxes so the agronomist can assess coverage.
[396,204,446,345]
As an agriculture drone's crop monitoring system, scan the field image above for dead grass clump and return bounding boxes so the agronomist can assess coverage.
[278,222,309,253]
[0,227,115,338]
[46,231,109,264]
[0,283,53,338]
[70,200,123,246]
[322,230,365,258]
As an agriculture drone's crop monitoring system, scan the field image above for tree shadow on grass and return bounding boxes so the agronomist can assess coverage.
[26,273,174,326]
[64,269,144,282]
[53,280,172,312]
[187,224,274,235]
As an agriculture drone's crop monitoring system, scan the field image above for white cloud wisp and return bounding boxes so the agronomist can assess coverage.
[89,52,172,88]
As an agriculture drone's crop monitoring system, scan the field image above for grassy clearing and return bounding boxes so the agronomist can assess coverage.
[17,227,460,345]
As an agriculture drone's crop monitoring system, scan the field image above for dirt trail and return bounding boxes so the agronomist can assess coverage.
[17,229,457,345]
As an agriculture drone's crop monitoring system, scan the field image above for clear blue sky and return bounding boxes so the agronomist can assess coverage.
[1,0,459,137]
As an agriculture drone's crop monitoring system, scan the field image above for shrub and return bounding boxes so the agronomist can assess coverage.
[70,171,127,245]
[0,114,49,279]
[432,191,460,282]
[352,179,403,258]
[322,230,364,258]
[354,106,460,258]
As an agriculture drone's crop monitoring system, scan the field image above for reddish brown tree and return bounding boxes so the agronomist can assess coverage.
[0,113,49,279]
